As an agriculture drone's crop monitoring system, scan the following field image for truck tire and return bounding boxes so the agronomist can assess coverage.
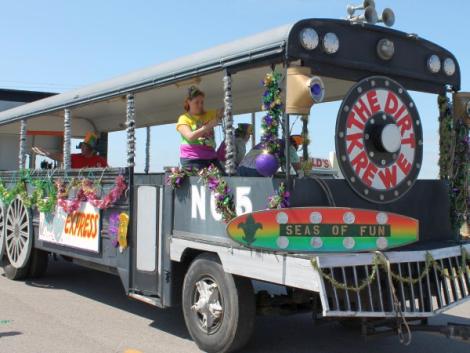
[182,253,255,353]
[2,259,30,280]
[28,249,49,278]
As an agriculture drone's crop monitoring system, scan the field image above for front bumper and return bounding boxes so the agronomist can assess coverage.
[315,243,470,318]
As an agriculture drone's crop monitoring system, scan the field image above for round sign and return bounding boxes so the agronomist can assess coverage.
[335,76,423,203]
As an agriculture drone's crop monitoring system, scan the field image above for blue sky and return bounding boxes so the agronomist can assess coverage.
[0,0,468,177]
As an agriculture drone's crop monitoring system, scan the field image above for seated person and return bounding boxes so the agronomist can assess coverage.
[176,86,223,171]
[288,135,303,172]
[32,132,108,168]
[216,123,252,168]
[238,135,303,177]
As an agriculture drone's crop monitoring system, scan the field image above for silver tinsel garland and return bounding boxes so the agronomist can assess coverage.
[63,109,72,169]
[18,119,27,169]
[223,73,236,175]
[126,93,136,167]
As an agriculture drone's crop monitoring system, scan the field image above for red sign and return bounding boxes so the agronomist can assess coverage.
[336,77,423,203]
[311,158,331,169]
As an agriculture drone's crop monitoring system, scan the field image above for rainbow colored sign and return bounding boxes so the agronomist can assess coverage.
[226,207,418,252]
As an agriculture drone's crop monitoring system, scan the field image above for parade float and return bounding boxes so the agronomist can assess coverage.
[0,1,469,352]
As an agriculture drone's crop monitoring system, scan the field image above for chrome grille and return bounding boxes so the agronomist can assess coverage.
[316,246,470,317]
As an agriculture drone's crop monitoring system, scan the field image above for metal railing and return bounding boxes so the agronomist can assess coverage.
[315,245,470,317]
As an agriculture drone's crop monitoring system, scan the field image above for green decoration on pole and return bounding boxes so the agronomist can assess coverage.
[438,94,470,232]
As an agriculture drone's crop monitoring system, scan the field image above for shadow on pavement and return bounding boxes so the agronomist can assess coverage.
[21,258,470,353]
[24,259,191,341]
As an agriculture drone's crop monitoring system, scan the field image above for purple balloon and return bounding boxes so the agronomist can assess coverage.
[255,152,279,177]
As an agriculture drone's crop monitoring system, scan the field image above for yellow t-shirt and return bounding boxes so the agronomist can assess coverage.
[176,110,216,131]
[176,110,216,146]
[176,110,217,159]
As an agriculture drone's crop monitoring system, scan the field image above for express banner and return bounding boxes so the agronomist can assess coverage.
[39,202,101,252]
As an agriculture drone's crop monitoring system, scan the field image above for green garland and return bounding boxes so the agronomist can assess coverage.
[31,179,57,213]
[261,71,283,155]
[438,94,453,179]
[167,169,291,220]
[0,178,58,213]
[438,94,470,231]
[267,182,290,209]
[198,165,236,222]
[166,165,236,222]
[300,115,314,176]
[311,249,470,292]
[0,180,25,205]
[0,175,131,214]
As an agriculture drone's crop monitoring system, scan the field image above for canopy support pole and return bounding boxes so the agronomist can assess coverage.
[223,70,236,175]
[145,126,150,174]
[251,112,256,149]
[18,119,27,169]
[302,115,309,161]
[284,113,291,185]
[63,109,71,169]
[126,93,136,168]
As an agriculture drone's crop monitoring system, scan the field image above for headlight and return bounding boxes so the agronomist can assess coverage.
[376,38,394,60]
[427,54,441,73]
[323,32,339,54]
[299,28,319,50]
[443,58,456,76]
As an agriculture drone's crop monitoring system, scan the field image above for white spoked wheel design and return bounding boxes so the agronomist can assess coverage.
[5,197,32,269]
[0,203,5,257]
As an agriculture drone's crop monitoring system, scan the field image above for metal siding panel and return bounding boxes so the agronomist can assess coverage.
[136,186,157,272]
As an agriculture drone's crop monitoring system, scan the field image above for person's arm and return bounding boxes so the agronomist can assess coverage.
[235,139,246,165]
[177,119,219,142]
[97,155,108,168]
[289,146,301,172]
[216,108,224,120]
[176,113,220,142]
[291,161,301,172]
[32,146,63,161]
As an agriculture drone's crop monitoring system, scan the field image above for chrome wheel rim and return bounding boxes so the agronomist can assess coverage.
[191,276,224,334]
[5,197,32,268]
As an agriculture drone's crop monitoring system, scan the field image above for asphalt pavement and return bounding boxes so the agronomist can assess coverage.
[1,259,469,353]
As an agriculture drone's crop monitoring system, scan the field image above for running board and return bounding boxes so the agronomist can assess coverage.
[128,292,163,308]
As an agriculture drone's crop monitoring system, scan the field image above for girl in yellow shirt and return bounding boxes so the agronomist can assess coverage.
[176,86,223,170]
